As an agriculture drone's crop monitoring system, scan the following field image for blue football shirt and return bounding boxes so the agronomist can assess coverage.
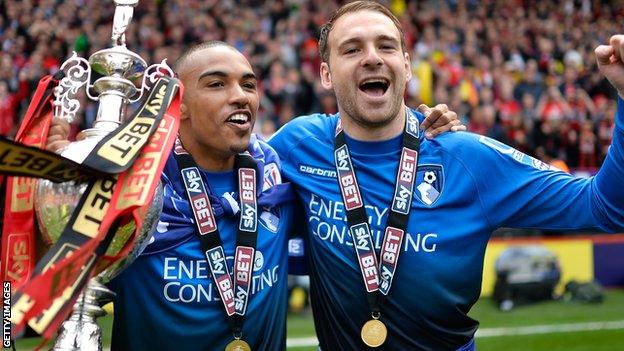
[109,139,293,351]
[268,101,624,350]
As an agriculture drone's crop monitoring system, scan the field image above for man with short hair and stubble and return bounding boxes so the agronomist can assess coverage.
[268,1,624,350]
[108,41,295,351]
[45,38,461,350]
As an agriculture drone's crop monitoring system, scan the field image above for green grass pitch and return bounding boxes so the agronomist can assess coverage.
[13,290,624,350]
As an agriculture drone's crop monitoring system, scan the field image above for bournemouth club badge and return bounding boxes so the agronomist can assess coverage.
[415,164,444,206]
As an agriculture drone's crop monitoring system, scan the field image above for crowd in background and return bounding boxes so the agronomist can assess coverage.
[1,0,622,171]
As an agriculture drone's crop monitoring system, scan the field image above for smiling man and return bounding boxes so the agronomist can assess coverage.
[107,42,296,351]
[268,1,624,350]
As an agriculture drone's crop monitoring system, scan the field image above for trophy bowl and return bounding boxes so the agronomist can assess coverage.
[35,164,164,284]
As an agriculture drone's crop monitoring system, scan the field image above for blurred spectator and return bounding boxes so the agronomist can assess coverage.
[0,71,28,137]
[578,120,597,169]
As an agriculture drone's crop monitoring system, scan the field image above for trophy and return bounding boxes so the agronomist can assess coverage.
[33,0,173,349]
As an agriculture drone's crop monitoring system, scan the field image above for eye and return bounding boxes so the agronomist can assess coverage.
[380,44,397,51]
[206,81,224,88]
[242,81,257,90]
[343,48,359,55]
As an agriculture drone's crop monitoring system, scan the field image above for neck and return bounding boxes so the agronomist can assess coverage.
[179,136,235,172]
[339,106,406,141]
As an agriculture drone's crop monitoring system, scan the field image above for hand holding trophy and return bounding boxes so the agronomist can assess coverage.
[1,1,181,349]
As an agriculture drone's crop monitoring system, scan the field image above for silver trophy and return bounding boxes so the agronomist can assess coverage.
[34,1,172,349]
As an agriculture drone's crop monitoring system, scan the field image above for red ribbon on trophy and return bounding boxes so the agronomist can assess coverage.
[1,74,60,291]
[7,77,182,338]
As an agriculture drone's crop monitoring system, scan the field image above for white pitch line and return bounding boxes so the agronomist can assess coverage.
[475,320,624,337]
[285,320,624,348]
[287,336,320,348]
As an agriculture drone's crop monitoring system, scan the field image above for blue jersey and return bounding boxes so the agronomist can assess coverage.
[268,101,624,351]
[109,137,293,351]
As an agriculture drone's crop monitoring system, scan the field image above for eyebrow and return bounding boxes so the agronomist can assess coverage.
[198,70,257,81]
[376,35,400,44]
[337,34,400,49]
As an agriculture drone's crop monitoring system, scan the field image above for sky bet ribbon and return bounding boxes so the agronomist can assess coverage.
[174,139,259,351]
[1,72,63,292]
[9,76,182,338]
[0,76,175,183]
[81,79,176,174]
[0,137,102,182]
[32,107,181,339]
[333,109,420,348]
[1,71,169,293]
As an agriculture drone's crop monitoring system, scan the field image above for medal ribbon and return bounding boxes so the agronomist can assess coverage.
[333,109,420,315]
[174,141,259,338]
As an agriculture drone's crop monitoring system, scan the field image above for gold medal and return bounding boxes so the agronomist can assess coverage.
[225,339,251,351]
[361,319,388,347]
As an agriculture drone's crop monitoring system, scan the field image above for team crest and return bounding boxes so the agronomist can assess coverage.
[415,165,444,206]
[259,207,280,233]
[263,162,281,190]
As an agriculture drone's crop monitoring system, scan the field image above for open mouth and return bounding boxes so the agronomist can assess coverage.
[226,113,251,125]
[359,78,389,97]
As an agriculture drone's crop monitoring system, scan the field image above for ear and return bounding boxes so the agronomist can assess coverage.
[180,102,189,121]
[320,62,333,90]
[404,52,412,81]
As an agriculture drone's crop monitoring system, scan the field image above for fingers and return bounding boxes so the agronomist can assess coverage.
[49,118,70,138]
[599,35,624,67]
[451,123,467,132]
[426,119,464,139]
[416,104,430,116]
[595,45,613,66]
[46,118,71,152]
[417,104,432,129]
[610,36,621,63]
[417,103,466,138]
[421,103,448,131]
[46,140,70,153]
[610,35,624,64]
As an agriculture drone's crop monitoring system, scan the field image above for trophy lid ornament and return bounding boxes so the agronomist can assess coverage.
[111,0,139,47]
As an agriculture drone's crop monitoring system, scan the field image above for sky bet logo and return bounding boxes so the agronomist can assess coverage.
[234,246,254,315]
[238,168,257,233]
[406,113,420,138]
[379,227,404,295]
[206,247,236,316]
[335,145,363,211]
[173,138,188,155]
[351,223,379,292]
[391,147,417,215]
[182,167,217,234]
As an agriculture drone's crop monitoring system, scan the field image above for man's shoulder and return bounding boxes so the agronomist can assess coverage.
[424,131,510,171]
[249,134,279,162]
[268,113,337,152]
[430,131,561,174]
[427,131,484,154]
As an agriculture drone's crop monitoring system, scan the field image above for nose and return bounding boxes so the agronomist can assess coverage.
[229,84,250,107]
[362,45,383,68]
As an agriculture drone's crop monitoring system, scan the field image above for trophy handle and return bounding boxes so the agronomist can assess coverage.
[53,52,93,123]
[129,59,175,103]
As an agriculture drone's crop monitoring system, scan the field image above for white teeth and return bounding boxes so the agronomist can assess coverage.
[227,113,249,123]
[362,79,388,85]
